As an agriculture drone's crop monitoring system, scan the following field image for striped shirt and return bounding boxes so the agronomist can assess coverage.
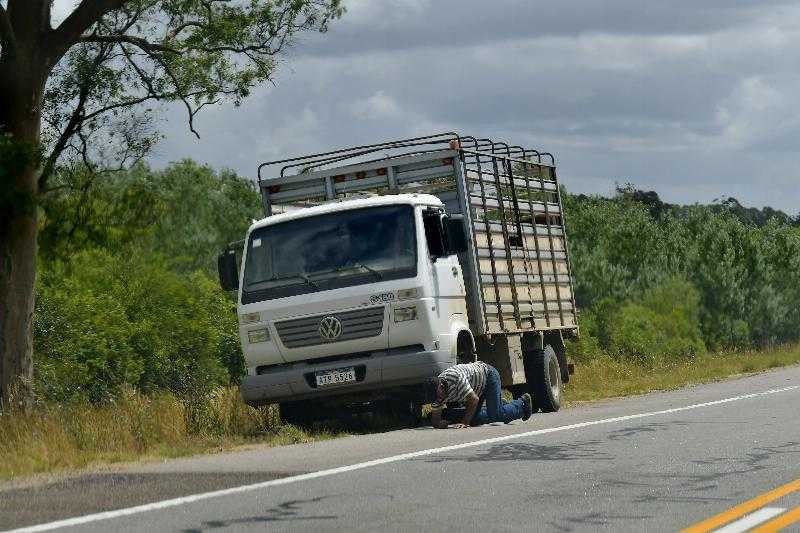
[431,362,490,408]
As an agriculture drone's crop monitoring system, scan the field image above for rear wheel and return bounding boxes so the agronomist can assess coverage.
[552,339,570,384]
[524,344,562,413]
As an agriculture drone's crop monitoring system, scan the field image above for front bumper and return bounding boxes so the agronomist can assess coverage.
[240,349,453,405]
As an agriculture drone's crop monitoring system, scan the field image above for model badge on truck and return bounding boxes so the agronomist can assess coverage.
[319,316,343,341]
[369,292,395,305]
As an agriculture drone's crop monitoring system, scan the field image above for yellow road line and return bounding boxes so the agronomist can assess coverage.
[752,506,800,532]
[681,478,800,533]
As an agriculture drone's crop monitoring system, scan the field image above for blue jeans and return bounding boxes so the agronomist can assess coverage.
[471,366,526,425]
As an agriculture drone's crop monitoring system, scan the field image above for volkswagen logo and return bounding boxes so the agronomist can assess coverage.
[319,316,343,341]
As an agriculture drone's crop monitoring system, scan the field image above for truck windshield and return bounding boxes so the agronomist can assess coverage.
[242,205,417,303]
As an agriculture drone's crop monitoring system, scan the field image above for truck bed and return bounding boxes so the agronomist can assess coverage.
[256,133,578,337]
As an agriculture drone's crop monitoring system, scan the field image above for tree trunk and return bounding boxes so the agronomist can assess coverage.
[0,195,37,408]
[0,49,45,409]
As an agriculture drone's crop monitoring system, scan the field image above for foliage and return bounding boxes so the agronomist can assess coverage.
[605,279,706,364]
[40,160,262,272]
[564,187,800,352]
[34,248,239,402]
[610,184,799,227]
[22,0,345,187]
[34,160,261,402]
[38,164,162,260]
[137,160,262,272]
[0,133,42,215]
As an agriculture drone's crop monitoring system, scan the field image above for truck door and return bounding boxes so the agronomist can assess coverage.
[422,209,467,331]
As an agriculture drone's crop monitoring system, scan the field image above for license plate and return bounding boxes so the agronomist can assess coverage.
[315,367,356,387]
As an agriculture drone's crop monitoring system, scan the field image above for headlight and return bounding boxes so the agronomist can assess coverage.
[247,328,270,343]
[396,288,418,300]
[394,305,418,323]
[240,312,261,325]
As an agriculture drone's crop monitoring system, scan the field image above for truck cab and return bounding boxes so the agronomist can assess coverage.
[226,194,471,409]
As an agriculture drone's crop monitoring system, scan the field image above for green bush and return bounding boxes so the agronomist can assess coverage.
[40,160,262,274]
[574,278,705,364]
[34,248,241,402]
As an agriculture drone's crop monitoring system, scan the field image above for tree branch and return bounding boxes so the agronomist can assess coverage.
[79,34,179,55]
[49,0,127,58]
[168,21,206,39]
[40,44,112,189]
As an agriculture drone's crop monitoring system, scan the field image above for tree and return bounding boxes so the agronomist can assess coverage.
[0,0,342,405]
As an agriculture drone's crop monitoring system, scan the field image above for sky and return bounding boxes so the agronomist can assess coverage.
[50,0,800,213]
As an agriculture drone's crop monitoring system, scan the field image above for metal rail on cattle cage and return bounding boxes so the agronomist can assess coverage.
[255,133,578,337]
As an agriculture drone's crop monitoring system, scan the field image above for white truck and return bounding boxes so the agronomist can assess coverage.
[218,133,578,424]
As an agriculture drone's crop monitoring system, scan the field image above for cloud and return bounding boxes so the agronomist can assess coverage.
[150,0,800,214]
[50,0,78,27]
[351,91,403,120]
[715,75,800,151]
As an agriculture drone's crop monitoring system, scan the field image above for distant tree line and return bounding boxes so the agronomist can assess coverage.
[566,185,800,361]
[575,184,800,227]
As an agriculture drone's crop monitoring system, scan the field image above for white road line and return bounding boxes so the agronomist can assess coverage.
[7,384,798,533]
[714,507,787,533]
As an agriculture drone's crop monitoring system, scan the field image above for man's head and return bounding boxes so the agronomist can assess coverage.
[425,377,448,403]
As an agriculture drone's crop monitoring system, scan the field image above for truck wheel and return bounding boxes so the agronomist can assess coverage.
[456,335,476,364]
[383,398,423,428]
[554,342,570,384]
[508,384,528,399]
[525,344,562,413]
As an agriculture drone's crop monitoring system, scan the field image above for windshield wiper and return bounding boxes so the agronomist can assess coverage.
[336,263,383,280]
[248,274,320,291]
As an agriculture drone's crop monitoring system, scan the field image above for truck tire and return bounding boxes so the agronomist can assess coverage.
[456,335,476,364]
[524,344,562,413]
[384,398,423,428]
[554,342,570,384]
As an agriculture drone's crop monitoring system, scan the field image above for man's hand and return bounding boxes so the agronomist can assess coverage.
[461,392,480,426]
[431,408,450,429]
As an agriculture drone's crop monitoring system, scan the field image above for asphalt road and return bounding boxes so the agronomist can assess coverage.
[3,366,800,532]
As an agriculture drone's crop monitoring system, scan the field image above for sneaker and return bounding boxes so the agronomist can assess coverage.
[521,393,533,421]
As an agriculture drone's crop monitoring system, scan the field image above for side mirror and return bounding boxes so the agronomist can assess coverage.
[217,249,239,291]
[422,208,445,259]
[443,216,469,255]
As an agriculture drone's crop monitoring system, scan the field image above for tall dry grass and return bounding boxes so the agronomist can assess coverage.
[0,386,329,480]
[566,343,800,403]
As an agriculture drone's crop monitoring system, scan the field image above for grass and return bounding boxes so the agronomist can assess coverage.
[1,344,799,481]
[0,386,342,481]
[565,343,800,403]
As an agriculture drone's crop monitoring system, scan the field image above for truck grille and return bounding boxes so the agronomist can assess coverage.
[275,306,385,349]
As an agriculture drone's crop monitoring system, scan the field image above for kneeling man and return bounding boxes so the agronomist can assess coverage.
[430,361,532,429]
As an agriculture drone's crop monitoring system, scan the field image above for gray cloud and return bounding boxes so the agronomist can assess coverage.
[151,0,800,214]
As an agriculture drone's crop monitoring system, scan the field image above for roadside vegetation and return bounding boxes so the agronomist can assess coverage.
[1,162,799,480]
[0,386,340,481]
[567,343,800,403]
